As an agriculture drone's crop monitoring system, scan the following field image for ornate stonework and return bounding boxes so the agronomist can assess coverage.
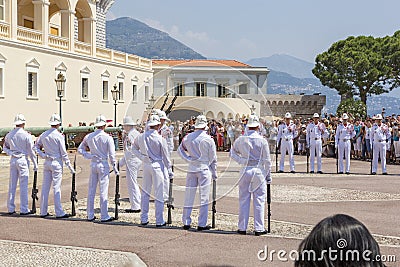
[96,0,115,47]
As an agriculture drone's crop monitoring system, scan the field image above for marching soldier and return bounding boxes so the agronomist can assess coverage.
[34,114,75,218]
[3,114,38,215]
[306,113,329,174]
[277,113,297,173]
[335,113,356,174]
[230,115,271,236]
[119,116,142,213]
[178,115,218,231]
[132,114,173,227]
[78,115,118,222]
[371,114,391,175]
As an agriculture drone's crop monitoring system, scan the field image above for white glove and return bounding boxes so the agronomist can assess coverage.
[113,164,120,176]
[168,169,174,178]
[212,173,218,180]
[266,175,272,184]
[33,164,38,172]
[67,164,76,174]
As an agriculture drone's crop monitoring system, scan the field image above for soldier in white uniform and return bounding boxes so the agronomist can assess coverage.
[306,113,329,174]
[335,113,356,174]
[157,110,174,201]
[34,114,75,218]
[230,115,272,236]
[178,115,218,231]
[78,115,118,222]
[371,114,391,175]
[119,116,142,213]
[3,114,38,215]
[277,113,298,173]
[132,114,173,227]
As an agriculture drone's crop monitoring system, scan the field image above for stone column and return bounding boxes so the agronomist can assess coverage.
[32,0,49,46]
[60,9,75,51]
[9,0,18,40]
[82,17,96,56]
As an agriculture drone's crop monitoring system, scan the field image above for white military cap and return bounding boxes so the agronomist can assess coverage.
[48,114,61,126]
[147,114,161,127]
[194,115,208,129]
[375,114,383,120]
[342,113,349,120]
[285,112,292,119]
[94,115,107,127]
[13,114,26,125]
[158,110,170,121]
[247,114,260,128]
[122,116,136,126]
[313,113,320,118]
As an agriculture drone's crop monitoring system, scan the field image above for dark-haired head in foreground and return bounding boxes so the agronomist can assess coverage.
[295,214,385,267]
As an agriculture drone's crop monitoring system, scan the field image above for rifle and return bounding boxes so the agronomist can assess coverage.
[167,161,174,225]
[267,183,271,233]
[115,162,120,220]
[275,141,279,173]
[160,93,169,111]
[31,155,39,214]
[370,143,373,174]
[212,179,217,229]
[165,93,178,115]
[306,147,310,173]
[336,146,339,174]
[70,155,78,216]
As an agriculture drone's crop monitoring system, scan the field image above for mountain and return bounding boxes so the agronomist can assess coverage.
[247,54,315,79]
[106,17,206,60]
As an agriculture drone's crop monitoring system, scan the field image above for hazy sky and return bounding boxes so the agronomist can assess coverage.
[108,0,400,63]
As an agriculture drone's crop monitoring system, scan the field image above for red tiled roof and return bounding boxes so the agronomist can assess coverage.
[153,59,252,68]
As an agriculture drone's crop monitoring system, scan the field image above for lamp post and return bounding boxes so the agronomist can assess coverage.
[111,84,119,127]
[55,72,66,125]
[149,94,156,109]
[250,104,256,115]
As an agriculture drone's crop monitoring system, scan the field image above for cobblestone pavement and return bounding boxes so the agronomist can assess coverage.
[0,151,399,266]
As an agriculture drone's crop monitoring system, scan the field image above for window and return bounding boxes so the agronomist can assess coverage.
[28,72,37,97]
[239,83,248,94]
[24,19,34,29]
[218,84,228,97]
[0,0,4,21]
[118,81,124,101]
[174,82,184,96]
[81,78,88,99]
[145,86,149,101]
[102,80,108,101]
[132,84,137,102]
[50,27,59,36]
[0,68,4,96]
[196,83,206,97]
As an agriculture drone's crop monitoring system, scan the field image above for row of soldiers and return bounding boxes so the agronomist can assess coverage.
[277,112,391,174]
[2,112,272,235]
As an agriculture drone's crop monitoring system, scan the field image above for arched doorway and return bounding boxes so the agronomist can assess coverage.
[168,109,201,122]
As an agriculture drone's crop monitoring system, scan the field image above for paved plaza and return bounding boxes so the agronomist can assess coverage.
[0,151,399,266]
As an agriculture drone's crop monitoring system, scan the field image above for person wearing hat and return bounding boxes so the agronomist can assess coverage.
[119,116,142,213]
[306,113,329,174]
[34,114,75,218]
[3,114,38,215]
[178,115,218,231]
[371,114,391,175]
[230,114,272,236]
[335,113,356,174]
[132,114,173,227]
[277,112,298,173]
[78,115,118,222]
[157,110,174,201]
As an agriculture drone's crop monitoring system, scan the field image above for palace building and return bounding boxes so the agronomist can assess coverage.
[0,0,153,127]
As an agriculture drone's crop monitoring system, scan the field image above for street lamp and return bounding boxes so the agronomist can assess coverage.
[149,94,156,109]
[111,84,119,127]
[250,104,256,114]
[55,72,66,125]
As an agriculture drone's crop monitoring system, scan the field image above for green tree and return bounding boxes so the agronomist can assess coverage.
[336,98,367,119]
[381,31,400,89]
[313,36,391,105]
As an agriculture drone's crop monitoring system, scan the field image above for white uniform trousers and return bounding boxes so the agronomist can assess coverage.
[8,157,30,213]
[40,159,66,217]
[279,140,295,171]
[87,161,111,221]
[394,141,400,158]
[310,139,323,172]
[182,169,211,227]
[141,161,165,225]
[338,140,351,173]
[372,142,387,173]
[238,167,266,232]
[125,160,141,210]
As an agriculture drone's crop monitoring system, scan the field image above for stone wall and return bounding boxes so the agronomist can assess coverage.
[96,0,115,48]
[241,94,326,118]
